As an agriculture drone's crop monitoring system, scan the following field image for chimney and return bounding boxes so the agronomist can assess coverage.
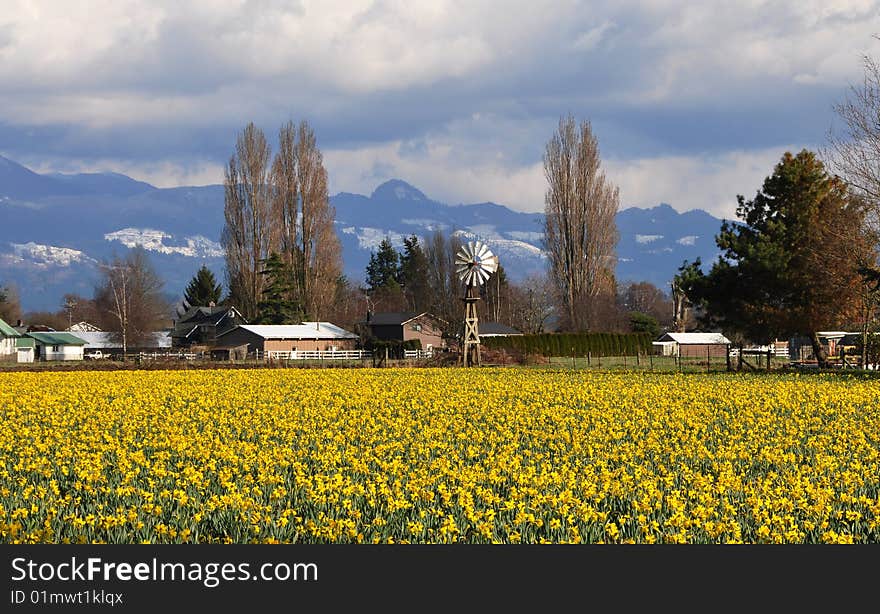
[16,319,22,327]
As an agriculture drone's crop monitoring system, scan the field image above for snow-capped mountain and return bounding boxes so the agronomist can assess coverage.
[0,155,727,311]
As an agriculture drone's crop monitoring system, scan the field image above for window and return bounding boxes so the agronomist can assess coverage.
[52,345,59,352]
[411,324,422,332]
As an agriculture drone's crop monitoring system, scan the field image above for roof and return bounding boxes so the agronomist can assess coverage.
[479,322,523,336]
[177,305,243,325]
[219,323,359,340]
[67,321,102,332]
[0,317,20,338]
[26,331,87,346]
[657,332,731,345]
[72,331,171,348]
[15,337,35,348]
[365,312,422,326]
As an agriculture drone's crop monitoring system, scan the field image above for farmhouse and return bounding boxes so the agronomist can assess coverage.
[171,305,246,348]
[653,332,731,358]
[364,312,446,351]
[26,331,87,361]
[217,322,359,356]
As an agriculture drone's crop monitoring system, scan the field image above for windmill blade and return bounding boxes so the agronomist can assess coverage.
[481,256,499,273]
[476,243,492,260]
[477,267,491,283]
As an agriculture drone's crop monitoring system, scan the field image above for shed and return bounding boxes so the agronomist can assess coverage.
[15,337,35,363]
[26,331,87,361]
[363,312,446,350]
[479,322,523,337]
[217,322,360,354]
[654,332,731,358]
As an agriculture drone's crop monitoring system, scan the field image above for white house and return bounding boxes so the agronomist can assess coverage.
[27,331,87,361]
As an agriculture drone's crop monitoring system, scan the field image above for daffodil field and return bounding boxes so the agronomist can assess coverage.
[2,368,879,543]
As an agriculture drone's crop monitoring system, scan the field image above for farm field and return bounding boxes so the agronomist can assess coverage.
[1,368,879,544]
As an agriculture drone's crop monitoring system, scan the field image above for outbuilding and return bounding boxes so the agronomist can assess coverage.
[478,322,523,338]
[216,322,360,356]
[653,332,731,358]
[27,331,87,361]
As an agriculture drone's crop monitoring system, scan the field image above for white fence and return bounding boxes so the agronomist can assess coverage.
[404,349,434,359]
[264,349,371,361]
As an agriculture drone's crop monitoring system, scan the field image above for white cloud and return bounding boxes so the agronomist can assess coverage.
[606,146,805,218]
[324,139,546,212]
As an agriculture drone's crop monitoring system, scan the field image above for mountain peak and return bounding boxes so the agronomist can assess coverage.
[370,179,428,202]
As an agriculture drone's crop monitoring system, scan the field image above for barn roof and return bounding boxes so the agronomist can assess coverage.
[0,317,20,338]
[26,331,87,346]
[658,332,731,345]
[221,323,359,340]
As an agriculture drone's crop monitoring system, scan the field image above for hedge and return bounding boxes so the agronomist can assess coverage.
[482,332,653,357]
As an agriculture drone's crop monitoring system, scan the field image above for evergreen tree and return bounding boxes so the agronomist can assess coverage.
[256,253,303,324]
[399,235,430,311]
[365,238,402,293]
[183,265,223,309]
[681,150,873,366]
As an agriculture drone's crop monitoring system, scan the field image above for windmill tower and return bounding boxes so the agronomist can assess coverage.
[455,240,499,367]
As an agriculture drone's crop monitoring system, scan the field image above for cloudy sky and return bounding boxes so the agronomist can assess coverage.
[1,0,879,217]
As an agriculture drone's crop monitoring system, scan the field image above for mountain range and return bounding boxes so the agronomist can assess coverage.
[0,155,724,312]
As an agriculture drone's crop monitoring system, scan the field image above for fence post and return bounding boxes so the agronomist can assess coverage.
[726,345,731,372]
[738,345,743,371]
[587,351,591,367]
[767,348,771,370]
[636,352,641,368]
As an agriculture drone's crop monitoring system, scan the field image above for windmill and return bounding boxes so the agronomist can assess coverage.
[455,240,499,367]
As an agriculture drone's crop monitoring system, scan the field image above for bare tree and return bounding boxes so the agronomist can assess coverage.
[272,120,342,320]
[94,248,168,356]
[543,115,619,331]
[425,230,463,335]
[825,45,880,232]
[508,274,555,334]
[0,283,22,324]
[222,123,276,320]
